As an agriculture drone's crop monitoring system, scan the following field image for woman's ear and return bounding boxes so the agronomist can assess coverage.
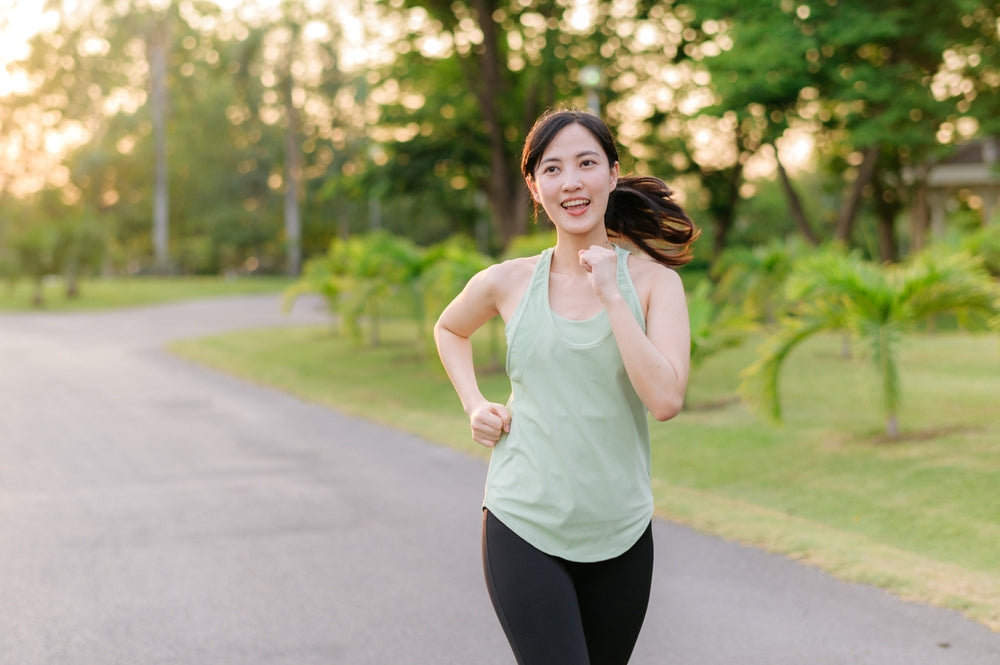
[610,161,620,191]
[526,175,541,203]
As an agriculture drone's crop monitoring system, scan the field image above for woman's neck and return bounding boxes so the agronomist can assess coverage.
[550,234,613,275]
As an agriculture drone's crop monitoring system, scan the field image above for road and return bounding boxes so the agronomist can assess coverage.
[1,294,998,664]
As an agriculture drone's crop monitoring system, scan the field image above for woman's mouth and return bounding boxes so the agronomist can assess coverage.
[561,198,591,214]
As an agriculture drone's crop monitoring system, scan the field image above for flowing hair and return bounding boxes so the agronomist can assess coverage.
[521,109,700,267]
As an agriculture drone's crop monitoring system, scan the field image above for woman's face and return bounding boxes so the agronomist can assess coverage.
[526,122,619,239]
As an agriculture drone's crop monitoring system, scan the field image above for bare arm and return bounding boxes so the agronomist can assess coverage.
[433,265,512,447]
[580,247,690,421]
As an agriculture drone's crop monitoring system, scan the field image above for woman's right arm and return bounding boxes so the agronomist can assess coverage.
[433,265,512,448]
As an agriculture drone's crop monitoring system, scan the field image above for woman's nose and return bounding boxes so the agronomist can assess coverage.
[562,169,582,190]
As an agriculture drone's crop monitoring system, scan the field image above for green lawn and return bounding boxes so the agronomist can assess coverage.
[0,275,294,311]
[170,319,1000,631]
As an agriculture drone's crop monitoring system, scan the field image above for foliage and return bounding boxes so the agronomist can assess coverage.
[286,231,501,359]
[2,0,358,276]
[2,0,999,280]
[683,0,1000,256]
[2,199,106,306]
[711,236,809,325]
[421,236,491,318]
[958,225,1000,277]
[502,230,558,259]
[9,222,59,306]
[286,231,428,346]
[54,211,106,298]
[741,246,1000,438]
[686,278,751,367]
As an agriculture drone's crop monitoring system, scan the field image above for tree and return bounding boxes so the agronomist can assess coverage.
[9,222,59,307]
[710,237,808,326]
[741,246,1000,439]
[147,8,170,271]
[2,0,355,275]
[690,0,999,259]
[371,0,686,250]
[288,231,428,347]
[55,209,105,297]
[7,0,186,270]
[686,279,749,368]
[236,1,348,275]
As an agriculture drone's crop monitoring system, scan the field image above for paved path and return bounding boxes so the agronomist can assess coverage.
[1,295,998,665]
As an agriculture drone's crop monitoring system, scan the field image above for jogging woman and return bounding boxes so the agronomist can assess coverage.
[434,108,699,665]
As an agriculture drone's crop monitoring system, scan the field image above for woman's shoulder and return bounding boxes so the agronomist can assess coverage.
[482,254,541,285]
[480,254,543,319]
[624,251,685,317]
[625,251,682,288]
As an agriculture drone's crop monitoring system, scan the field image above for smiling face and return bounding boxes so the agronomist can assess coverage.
[525,122,619,240]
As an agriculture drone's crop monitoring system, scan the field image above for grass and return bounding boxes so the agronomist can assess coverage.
[0,275,294,311]
[169,315,1000,632]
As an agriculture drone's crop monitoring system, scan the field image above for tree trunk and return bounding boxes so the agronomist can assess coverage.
[707,165,744,260]
[471,0,528,249]
[65,255,80,299]
[283,98,302,276]
[874,178,899,263]
[32,277,44,308]
[910,168,930,253]
[282,29,302,277]
[774,149,820,246]
[833,145,880,244]
[711,206,735,260]
[148,16,170,273]
[885,412,899,440]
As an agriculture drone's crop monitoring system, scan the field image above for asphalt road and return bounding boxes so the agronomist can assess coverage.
[1,294,998,665]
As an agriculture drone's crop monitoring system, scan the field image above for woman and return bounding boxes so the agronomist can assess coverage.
[434,108,699,665]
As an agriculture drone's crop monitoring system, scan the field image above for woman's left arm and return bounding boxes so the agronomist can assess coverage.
[580,247,690,421]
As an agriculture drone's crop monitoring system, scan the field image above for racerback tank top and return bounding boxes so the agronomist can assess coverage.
[483,244,654,562]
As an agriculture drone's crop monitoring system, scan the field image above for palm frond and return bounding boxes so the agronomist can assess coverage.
[739,316,830,422]
[895,250,1000,325]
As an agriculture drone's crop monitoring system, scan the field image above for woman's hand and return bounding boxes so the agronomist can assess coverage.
[468,401,512,448]
[578,245,621,303]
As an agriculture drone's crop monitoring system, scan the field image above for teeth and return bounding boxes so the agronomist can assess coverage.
[562,199,589,208]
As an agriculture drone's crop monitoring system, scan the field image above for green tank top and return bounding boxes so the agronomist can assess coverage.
[483,245,653,562]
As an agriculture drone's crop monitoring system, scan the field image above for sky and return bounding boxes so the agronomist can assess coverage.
[0,0,50,95]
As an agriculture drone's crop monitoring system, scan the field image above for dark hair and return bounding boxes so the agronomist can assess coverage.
[521,109,700,267]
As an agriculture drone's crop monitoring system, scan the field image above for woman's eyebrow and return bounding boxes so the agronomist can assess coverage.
[539,150,602,167]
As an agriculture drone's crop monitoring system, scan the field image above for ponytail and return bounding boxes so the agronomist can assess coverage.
[607,175,700,268]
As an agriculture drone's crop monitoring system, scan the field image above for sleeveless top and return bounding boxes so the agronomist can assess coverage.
[483,244,654,562]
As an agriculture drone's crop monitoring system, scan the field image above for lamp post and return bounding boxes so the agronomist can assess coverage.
[579,65,603,117]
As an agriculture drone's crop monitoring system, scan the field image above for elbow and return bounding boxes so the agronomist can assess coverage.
[649,394,685,422]
[433,317,450,344]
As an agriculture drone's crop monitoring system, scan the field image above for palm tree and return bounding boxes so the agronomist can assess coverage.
[287,232,439,349]
[333,232,427,347]
[422,237,490,323]
[422,236,495,361]
[711,237,808,326]
[741,246,999,439]
[687,279,752,368]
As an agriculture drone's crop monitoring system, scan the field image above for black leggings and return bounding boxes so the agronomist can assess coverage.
[482,510,654,665]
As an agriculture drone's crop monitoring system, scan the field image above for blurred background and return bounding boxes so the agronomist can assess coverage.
[1,0,997,285]
[3,2,999,632]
